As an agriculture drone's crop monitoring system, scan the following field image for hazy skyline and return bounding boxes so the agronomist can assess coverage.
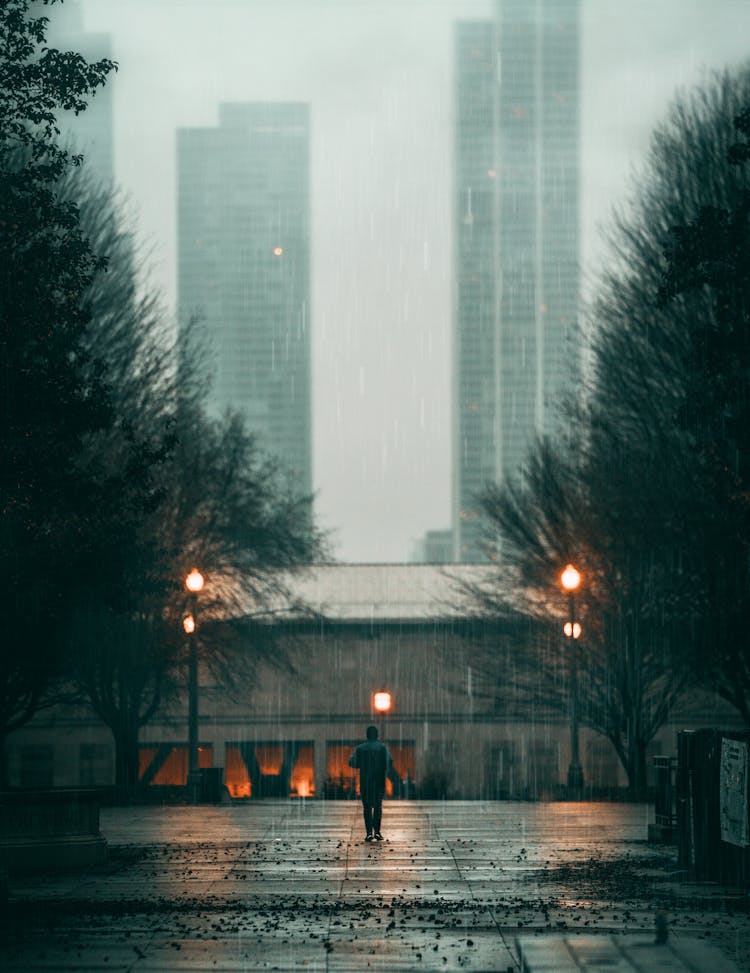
[69,0,750,562]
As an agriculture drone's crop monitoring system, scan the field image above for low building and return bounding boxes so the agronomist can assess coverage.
[4,565,740,799]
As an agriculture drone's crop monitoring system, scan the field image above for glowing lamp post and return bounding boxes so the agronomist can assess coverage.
[184,568,204,803]
[186,568,205,594]
[372,691,392,714]
[561,563,584,794]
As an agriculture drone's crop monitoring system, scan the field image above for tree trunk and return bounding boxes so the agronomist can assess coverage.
[113,726,141,805]
[626,738,649,799]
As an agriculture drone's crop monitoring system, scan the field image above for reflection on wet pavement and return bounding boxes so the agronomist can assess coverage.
[1,800,749,971]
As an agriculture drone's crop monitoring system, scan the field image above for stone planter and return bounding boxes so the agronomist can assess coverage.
[0,788,107,873]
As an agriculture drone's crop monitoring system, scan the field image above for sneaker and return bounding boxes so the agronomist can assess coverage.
[374,832,384,841]
[364,834,374,842]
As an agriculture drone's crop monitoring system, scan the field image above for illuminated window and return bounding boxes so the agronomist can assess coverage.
[290,743,315,798]
[255,743,284,775]
[224,742,315,799]
[139,745,211,787]
[385,743,416,797]
[327,743,358,796]
[154,747,190,785]
[225,746,252,798]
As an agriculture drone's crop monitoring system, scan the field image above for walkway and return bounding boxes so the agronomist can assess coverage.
[1,801,748,971]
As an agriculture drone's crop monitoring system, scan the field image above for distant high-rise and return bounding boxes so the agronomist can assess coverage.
[411,529,454,564]
[177,104,312,494]
[453,0,580,561]
[452,20,501,562]
[47,1,115,186]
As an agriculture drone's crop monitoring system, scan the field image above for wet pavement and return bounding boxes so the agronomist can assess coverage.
[1,800,749,971]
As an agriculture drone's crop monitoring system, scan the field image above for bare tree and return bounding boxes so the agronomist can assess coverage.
[59,174,324,802]
[458,439,686,796]
[589,67,750,724]
[656,101,750,723]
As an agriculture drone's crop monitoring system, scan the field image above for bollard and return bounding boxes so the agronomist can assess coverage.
[655,910,669,944]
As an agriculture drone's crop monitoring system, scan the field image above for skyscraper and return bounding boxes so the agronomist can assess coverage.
[453,0,580,561]
[177,104,312,494]
[453,20,501,562]
[47,1,115,187]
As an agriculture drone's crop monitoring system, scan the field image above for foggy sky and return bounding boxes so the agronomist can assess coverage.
[75,0,750,563]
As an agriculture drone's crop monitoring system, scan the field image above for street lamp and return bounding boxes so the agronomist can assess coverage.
[561,563,584,795]
[184,568,204,803]
[372,691,392,714]
[186,568,205,594]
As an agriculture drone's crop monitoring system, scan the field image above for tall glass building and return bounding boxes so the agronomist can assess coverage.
[452,21,501,562]
[453,0,580,561]
[177,104,312,494]
[47,1,114,187]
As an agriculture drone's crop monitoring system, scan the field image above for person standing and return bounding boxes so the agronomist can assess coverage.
[348,725,393,841]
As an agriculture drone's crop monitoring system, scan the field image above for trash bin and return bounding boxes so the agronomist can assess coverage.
[199,768,223,804]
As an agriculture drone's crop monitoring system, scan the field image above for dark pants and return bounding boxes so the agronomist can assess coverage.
[361,791,383,834]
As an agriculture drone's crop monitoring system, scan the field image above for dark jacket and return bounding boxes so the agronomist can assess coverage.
[349,740,393,800]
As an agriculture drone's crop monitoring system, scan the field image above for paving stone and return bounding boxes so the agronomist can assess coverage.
[517,933,744,972]
[516,937,582,971]
[138,937,329,971]
[326,928,516,972]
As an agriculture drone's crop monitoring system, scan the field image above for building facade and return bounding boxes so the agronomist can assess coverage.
[453,1,580,561]
[177,103,312,493]
[4,565,734,801]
